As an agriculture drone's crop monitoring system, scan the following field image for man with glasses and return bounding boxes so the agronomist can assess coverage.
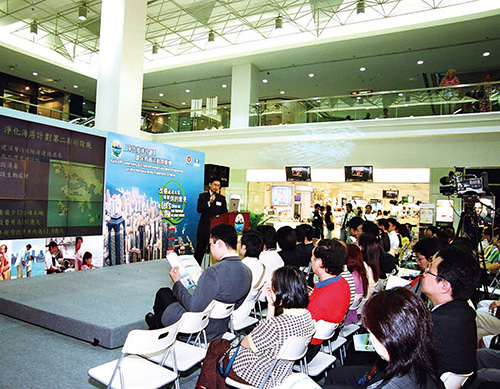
[422,245,480,376]
[407,238,444,297]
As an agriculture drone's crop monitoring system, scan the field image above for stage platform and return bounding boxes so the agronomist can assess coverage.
[0,260,173,349]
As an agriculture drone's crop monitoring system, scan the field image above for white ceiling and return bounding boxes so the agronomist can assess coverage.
[0,0,499,110]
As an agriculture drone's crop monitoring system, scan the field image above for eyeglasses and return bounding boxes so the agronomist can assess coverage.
[424,267,447,282]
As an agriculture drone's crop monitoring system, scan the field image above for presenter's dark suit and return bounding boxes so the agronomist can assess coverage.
[194,191,227,263]
[432,299,477,376]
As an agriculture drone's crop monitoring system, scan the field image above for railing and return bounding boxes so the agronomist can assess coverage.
[0,95,85,122]
[141,107,231,133]
[249,82,500,126]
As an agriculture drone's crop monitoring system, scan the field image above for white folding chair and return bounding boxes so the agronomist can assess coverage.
[231,288,263,334]
[145,309,212,388]
[210,300,236,319]
[88,322,180,389]
[440,371,474,389]
[226,335,312,389]
[301,320,338,377]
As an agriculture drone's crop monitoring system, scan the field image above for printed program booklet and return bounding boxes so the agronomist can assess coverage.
[353,333,375,352]
[167,253,203,289]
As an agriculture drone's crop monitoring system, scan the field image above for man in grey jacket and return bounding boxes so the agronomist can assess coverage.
[146,223,252,341]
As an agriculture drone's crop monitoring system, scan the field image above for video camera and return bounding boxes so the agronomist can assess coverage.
[439,167,488,198]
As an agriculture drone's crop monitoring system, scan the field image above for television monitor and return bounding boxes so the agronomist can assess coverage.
[383,190,399,199]
[285,166,311,182]
[271,186,293,206]
[345,166,373,182]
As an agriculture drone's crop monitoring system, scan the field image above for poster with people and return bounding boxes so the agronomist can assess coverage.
[103,132,205,266]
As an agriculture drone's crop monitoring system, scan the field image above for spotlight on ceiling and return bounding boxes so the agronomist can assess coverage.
[30,20,38,36]
[78,5,87,21]
[208,31,215,42]
[275,16,283,29]
[152,43,159,55]
[357,0,365,14]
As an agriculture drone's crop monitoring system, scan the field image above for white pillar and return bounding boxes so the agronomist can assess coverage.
[230,63,259,129]
[95,0,147,136]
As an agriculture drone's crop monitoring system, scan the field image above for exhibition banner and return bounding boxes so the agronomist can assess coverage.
[103,132,204,265]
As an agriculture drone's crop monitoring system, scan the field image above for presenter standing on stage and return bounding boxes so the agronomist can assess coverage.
[194,177,228,264]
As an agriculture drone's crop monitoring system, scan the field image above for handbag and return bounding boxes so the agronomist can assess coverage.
[219,338,242,377]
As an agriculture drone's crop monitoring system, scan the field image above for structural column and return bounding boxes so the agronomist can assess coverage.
[230,63,259,129]
[95,0,147,136]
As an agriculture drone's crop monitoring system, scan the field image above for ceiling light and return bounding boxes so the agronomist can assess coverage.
[159,93,164,97]
[483,51,491,57]
[154,106,158,109]
[262,79,268,83]
[32,72,38,76]
[360,67,366,72]
[185,89,190,93]
[78,5,87,21]
[208,31,215,42]
[308,73,315,78]
[280,90,285,94]
[275,16,283,29]
[152,43,159,55]
[73,84,78,88]
[222,84,227,88]
[357,0,365,14]
[417,60,424,65]
[25,86,30,91]
[181,102,186,105]
[30,20,38,36]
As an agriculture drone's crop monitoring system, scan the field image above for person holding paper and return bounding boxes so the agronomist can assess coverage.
[146,223,251,342]
[194,177,228,264]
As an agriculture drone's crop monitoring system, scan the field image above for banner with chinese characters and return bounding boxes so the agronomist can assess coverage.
[103,132,204,265]
[0,114,106,240]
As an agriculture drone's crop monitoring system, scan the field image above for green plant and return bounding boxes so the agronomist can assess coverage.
[248,212,274,230]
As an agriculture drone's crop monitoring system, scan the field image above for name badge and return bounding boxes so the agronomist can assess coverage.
[216,201,222,206]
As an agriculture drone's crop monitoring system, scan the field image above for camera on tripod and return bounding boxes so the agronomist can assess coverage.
[439,167,488,198]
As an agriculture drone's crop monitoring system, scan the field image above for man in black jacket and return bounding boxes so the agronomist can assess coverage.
[194,177,227,264]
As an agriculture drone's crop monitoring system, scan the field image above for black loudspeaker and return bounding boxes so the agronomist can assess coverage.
[204,164,230,187]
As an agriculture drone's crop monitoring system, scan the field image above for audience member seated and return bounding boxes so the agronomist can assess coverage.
[467,348,500,389]
[407,237,445,297]
[357,221,396,277]
[377,219,391,253]
[422,245,480,376]
[324,287,444,388]
[476,299,500,339]
[296,223,315,268]
[481,226,500,273]
[345,244,368,324]
[305,239,351,361]
[346,217,363,245]
[196,266,315,389]
[255,225,284,294]
[358,234,381,297]
[276,225,302,268]
[239,230,266,290]
[145,224,252,342]
[436,226,455,245]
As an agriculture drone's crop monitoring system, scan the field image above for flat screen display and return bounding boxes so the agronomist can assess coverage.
[285,166,311,182]
[383,190,399,199]
[271,186,292,206]
[345,166,373,182]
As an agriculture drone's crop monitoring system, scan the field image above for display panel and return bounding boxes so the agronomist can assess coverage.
[345,166,373,182]
[271,186,292,206]
[285,166,311,182]
[0,115,105,239]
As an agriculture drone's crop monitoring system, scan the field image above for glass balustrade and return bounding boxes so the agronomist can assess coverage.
[249,82,500,126]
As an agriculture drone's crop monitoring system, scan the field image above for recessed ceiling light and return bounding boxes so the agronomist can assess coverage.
[181,101,186,105]
[308,73,315,78]
[159,93,164,97]
[280,90,285,94]
[32,71,38,76]
[73,84,78,88]
[154,106,158,109]
[222,84,227,88]
[25,86,30,91]
[398,93,404,96]
[483,51,491,57]
[185,89,190,93]
[417,60,424,65]
[360,67,366,72]
[262,79,268,83]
